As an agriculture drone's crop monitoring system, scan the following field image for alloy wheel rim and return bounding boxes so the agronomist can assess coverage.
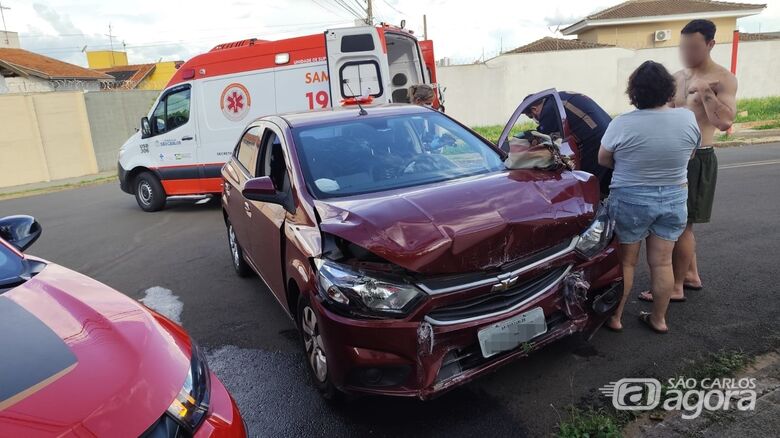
[138,181,152,205]
[228,225,240,267]
[302,306,327,382]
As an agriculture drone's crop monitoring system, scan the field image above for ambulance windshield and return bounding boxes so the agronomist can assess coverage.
[292,112,504,199]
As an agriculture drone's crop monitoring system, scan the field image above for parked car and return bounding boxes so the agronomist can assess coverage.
[0,215,246,437]
[221,91,623,400]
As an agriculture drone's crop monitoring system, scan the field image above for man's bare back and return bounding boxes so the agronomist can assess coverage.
[672,63,737,146]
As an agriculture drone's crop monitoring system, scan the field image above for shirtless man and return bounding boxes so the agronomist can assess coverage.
[639,19,737,303]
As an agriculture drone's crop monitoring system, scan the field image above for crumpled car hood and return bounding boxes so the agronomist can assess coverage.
[315,170,600,274]
[1,263,189,437]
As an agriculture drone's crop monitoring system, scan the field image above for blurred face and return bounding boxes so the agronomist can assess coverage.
[680,32,715,68]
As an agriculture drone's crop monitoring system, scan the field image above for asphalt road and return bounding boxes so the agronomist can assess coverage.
[2,143,779,437]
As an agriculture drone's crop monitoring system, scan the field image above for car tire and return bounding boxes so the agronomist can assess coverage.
[297,294,342,401]
[134,172,166,212]
[226,220,252,277]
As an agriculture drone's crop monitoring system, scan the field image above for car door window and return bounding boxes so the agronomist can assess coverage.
[235,127,261,176]
[150,86,191,136]
[258,129,290,194]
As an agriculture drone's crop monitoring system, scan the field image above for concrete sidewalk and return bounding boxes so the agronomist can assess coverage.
[627,351,780,438]
[0,171,117,200]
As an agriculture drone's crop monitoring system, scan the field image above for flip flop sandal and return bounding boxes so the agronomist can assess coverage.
[683,283,703,291]
[638,291,687,303]
[604,323,623,333]
[638,312,669,334]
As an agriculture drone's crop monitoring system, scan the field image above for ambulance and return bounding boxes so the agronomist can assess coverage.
[117,24,440,211]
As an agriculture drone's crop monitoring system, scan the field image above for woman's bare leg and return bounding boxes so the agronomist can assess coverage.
[607,241,642,330]
[645,235,676,331]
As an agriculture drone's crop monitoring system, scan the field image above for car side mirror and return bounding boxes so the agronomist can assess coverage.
[242,176,278,200]
[141,116,152,139]
[0,215,42,252]
[242,177,295,213]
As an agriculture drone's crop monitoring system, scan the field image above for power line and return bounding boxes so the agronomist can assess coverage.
[32,20,353,55]
[332,0,364,20]
[381,0,405,16]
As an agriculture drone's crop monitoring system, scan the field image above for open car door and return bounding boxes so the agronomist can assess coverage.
[497,89,580,168]
[324,27,390,107]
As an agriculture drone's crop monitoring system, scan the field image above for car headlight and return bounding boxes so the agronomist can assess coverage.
[575,203,615,258]
[166,341,211,432]
[315,259,425,318]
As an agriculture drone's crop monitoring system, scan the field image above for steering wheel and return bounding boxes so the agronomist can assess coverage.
[402,154,452,174]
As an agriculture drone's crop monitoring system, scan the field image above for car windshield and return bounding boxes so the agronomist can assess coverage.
[292,111,505,199]
[0,241,24,290]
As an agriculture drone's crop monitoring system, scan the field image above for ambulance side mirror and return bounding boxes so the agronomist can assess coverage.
[141,117,152,139]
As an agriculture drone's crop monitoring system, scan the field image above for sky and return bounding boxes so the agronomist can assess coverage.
[2,0,780,67]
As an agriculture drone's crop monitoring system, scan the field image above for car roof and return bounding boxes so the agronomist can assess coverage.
[261,104,434,129]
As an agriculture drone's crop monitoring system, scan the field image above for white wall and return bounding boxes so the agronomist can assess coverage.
[438,40,780,126]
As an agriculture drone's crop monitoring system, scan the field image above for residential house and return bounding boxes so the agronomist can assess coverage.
[86,50,183,90]
[0,46,113,94]
[562,0,767,49]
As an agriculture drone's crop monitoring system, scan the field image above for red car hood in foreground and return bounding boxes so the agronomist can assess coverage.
[0,263,189,437]
[314,169,600,275]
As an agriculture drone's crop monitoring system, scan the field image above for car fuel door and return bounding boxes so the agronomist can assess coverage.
[324,26,391,106]
[497,89,579,168]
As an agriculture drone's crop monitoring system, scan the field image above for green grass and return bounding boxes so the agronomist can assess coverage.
[678,350,752,384]
[735,96,780,123]
[471,121,537,144]
[557,407,623,438]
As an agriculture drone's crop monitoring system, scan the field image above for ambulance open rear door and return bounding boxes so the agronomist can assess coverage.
[324,27,390,106]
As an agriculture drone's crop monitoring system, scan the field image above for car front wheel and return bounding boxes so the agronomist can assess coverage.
[297,294,342,400]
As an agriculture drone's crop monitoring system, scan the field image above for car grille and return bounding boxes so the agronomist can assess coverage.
[425,265,570,324]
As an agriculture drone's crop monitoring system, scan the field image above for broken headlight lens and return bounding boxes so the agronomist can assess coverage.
[166,341,211,432]
[315,259,424,317]
[575,203,615,258]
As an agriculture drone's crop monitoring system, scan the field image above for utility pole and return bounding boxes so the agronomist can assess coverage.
[366,0,373,25]
[423,14,428,40]
[0,2,11,45]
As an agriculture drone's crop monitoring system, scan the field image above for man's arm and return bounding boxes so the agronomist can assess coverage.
[691,74,738,131]
[598,146,614,169]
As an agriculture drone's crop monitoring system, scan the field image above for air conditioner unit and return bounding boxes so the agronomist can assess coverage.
[654,29,672,42]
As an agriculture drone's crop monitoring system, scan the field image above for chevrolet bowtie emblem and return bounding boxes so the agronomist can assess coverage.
[492,275,520,292]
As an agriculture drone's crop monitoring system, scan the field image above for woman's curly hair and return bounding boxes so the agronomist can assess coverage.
[626,61,677,110]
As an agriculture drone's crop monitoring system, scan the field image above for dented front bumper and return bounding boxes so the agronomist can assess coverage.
[312,242,622,399]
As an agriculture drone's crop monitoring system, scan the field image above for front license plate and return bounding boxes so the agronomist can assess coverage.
[477,307,547,358]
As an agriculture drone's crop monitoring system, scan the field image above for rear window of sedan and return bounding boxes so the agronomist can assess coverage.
[291,111,505,199]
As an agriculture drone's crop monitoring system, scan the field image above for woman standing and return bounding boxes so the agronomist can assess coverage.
[598,61,701,334]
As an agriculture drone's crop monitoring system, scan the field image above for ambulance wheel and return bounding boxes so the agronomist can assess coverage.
[134,172,166,212]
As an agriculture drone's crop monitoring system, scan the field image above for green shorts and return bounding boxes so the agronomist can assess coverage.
[687,147,718,223]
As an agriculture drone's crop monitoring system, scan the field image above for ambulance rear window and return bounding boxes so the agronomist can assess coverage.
[341,34,374,53]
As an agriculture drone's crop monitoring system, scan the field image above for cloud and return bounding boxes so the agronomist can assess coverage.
[31,3,81,35]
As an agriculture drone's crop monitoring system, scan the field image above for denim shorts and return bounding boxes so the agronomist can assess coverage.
[607,185,688,244]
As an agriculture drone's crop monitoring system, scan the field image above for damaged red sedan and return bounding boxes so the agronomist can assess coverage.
[221,91,623,400]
